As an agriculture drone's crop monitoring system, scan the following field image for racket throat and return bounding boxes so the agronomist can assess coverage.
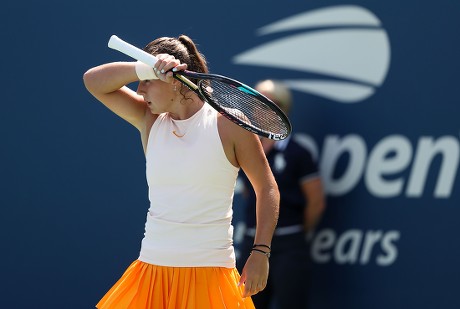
[174,74,199,92]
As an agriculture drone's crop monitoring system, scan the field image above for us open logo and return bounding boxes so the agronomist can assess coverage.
[233,5,391,103]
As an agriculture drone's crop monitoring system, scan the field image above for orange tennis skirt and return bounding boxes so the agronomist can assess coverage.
[96,260,255,309]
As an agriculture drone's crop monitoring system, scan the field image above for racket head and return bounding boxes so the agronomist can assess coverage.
[178,71,292,140]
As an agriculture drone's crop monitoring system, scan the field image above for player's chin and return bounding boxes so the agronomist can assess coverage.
[147,105,157,114]
[146,101,156,110]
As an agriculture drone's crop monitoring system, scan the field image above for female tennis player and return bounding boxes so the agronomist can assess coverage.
[83,34,279,308]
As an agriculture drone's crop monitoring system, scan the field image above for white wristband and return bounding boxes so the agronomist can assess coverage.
[135,61,158,80]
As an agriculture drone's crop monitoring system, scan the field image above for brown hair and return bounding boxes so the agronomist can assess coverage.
[143,34,208,84]
[143,35,208,103]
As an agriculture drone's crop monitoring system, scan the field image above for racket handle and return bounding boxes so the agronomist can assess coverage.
[108,35,158,67]
[108,35,197,91]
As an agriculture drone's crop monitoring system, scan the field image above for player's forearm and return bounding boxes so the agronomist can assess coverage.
[83,62,138,95]
[254,185,280,246]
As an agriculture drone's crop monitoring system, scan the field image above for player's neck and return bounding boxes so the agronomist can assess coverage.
[170,100,204,120]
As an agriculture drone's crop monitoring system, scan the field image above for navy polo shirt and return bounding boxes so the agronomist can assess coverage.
[240,134,319,229]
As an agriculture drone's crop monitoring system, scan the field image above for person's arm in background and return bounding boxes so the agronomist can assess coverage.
[302,177,326,234]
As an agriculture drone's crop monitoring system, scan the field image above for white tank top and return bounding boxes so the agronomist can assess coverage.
[139,103,240,267]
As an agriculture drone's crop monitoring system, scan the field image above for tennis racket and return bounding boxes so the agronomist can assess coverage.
[108,35,292,140]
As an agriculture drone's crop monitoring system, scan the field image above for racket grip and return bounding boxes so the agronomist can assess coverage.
[108,35,158,67]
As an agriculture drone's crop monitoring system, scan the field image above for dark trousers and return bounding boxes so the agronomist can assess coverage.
[237,231,312,309]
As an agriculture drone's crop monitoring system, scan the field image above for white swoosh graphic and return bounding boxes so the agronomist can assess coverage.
[232,5,391,103]
[257,5,381,35]
[284,79,374,103]
[234,28,390,86]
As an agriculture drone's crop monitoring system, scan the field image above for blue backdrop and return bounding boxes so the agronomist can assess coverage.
[1,0,459,308]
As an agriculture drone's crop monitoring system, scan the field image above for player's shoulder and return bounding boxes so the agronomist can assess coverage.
[218,113,256,139]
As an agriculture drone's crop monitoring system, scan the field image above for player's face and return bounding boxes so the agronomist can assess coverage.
[137,79,176,114]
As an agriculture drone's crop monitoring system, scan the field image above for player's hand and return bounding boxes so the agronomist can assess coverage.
[238,252,269,298]
[153,53,187,82]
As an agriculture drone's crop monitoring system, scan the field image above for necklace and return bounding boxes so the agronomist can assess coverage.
[170,105,205,138]
[172,130,185,138]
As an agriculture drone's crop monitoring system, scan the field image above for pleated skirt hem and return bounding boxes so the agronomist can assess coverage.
[96,260,255,309]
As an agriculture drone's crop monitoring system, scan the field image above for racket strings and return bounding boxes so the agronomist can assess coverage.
[200,80,290,136]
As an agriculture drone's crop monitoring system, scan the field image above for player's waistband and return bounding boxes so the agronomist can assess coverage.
[245,224,304,237]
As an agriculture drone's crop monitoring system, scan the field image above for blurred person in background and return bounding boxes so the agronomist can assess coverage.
[237,79,326,309]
